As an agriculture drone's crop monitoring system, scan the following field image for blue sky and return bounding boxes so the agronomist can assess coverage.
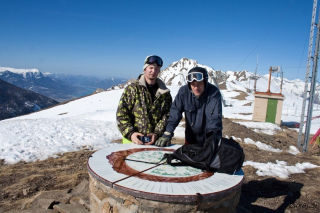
[0,0,317,80]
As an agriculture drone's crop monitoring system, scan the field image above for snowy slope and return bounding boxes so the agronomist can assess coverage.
[0,61,320,179]
[0,85,319,178]
[0,84,319,163]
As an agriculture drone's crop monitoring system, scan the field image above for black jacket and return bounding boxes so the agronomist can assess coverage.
[164,83,222,144]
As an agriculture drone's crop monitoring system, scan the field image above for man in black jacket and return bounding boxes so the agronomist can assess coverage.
[155,67,222,146]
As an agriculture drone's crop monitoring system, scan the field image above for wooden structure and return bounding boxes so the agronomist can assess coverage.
[252,67,285,125]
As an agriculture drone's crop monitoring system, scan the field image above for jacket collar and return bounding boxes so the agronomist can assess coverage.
[138,74,170,95]
[190,85,209,100]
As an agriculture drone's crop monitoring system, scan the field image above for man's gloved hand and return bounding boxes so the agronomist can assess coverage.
[155,137,171,147]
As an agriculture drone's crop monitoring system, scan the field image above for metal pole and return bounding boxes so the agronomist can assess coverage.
[267,67,272,93]
[254,55,258,92]
[303,12,320,152]
[280,67,283,94]
[298,0,318,148]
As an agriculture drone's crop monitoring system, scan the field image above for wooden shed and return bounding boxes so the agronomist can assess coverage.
[252,93,285,125]
[252,66,285,125]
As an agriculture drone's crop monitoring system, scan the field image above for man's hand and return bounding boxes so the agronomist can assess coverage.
[145,133,158,145]
[155,137,171,147]
[130,132,144,145]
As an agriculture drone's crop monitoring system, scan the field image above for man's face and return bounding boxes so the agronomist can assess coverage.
[190,80,205,97]
[144,63,161,81]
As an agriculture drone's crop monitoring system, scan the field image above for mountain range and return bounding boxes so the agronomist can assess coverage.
[1,58,319,121]
[3,59,319,104]
[0,67,127,102]
[157,58,320,104]
[45,73,127,96]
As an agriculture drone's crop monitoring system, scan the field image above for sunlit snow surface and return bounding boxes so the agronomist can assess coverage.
[0,82,319,179]
[243,160,319,179]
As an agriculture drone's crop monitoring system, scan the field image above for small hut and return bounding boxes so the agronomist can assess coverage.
[252,66,285,125]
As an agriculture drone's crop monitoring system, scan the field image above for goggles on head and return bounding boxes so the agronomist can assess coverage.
[186,72,204,82]
[144,55,163,67]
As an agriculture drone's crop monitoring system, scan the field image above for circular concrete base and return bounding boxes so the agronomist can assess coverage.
[88,144,244,213]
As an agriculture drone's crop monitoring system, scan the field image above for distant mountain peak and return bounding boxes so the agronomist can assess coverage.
[158,58,215,86]
[0,66,42,79]
[169,58,198,69]
[0,66,40,74]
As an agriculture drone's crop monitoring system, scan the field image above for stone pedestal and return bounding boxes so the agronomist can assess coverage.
[87,144,244,213]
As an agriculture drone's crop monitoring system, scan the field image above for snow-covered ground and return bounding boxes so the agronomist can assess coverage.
[0,85,319,179]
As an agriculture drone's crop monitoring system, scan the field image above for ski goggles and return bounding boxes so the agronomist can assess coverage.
[186,72,204,82]
[144,55,163,67]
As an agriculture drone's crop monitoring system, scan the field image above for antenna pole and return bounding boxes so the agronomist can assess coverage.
[280,67,283,94]
[298,0,318,148]
[254,54,258,92]
[267,67,272,93]
[303,10,320,152]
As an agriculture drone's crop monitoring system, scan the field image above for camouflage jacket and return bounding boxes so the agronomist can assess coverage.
[116,74,172,140]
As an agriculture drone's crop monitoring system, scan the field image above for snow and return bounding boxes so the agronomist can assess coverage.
[243,160,319,179]
[244,138,282,153]
[287,146,300,155]
[237,121,282,135]
[1,70,320,179]
[0,66,40,78]
[0,67,39,74]
[0,119,121,164]
[219,71,320,134]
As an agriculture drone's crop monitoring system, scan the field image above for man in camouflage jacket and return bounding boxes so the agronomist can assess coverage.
[116,55,172,145]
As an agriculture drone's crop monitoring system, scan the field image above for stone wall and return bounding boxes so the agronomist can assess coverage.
[89,173,241,213]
